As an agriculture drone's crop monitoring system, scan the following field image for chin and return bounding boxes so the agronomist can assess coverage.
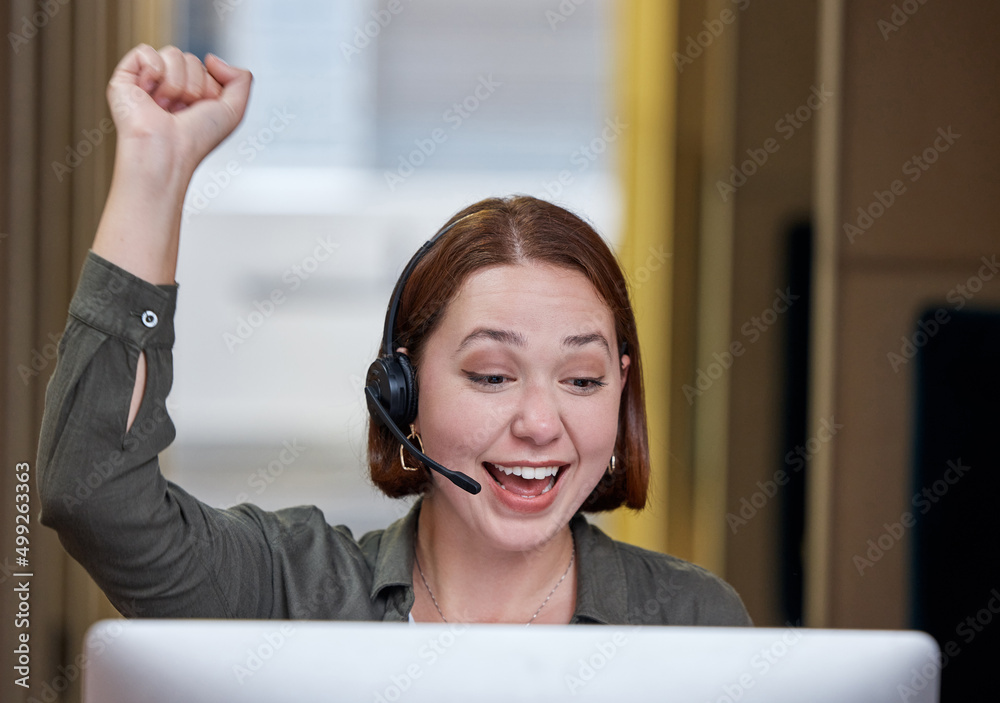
[438,464,599,554]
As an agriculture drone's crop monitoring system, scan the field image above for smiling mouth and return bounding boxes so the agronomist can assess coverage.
[483,462,566,498]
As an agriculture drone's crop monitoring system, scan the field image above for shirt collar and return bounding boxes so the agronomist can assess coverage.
[369,500,420,602]
[569,513,630,624]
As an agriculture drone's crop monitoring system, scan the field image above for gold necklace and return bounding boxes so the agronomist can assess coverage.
[413,542,576,626]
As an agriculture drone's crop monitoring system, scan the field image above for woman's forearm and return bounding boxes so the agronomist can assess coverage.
[92,138,191,285]
[91,44,251,285]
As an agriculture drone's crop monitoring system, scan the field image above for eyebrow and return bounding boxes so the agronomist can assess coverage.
[563,333,611,356]
[456,328,528,352]
[456,328,612,357]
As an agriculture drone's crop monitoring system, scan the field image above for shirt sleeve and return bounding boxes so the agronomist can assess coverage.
[36,252,276,618]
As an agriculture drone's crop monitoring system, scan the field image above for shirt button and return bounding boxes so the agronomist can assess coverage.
[141,310,159,328]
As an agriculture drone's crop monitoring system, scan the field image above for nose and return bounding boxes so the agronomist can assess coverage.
[509,382,563,446]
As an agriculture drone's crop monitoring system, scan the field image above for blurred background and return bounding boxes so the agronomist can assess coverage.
[1,1,998,701]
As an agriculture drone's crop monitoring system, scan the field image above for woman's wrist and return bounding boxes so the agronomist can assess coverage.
[114,131,199,189]
[92,143,191,285]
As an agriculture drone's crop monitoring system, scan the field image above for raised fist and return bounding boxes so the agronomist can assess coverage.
[107,44,252,177]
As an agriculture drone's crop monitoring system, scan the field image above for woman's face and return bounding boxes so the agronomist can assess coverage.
[412,261,629,553]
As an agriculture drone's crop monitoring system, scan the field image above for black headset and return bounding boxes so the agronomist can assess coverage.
[365,216,482,494]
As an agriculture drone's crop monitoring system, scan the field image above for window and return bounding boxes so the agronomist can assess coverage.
[165,0,621,532]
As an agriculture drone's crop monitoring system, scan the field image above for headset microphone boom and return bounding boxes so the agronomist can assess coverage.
[365,216,482,495]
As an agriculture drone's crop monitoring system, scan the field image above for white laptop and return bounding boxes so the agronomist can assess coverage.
[82,619,940,702]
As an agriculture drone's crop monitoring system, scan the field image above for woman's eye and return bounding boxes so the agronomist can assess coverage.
[464,372,509,387]
[569,377,607,391]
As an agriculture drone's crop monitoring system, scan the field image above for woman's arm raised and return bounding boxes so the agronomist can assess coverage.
[91,45,251,428]
[92,44,251,285]
[36,46,275,619]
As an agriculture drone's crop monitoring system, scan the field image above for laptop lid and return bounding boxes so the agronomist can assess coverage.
[82,619,940,702]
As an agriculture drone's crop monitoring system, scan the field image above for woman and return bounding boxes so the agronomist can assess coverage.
[38,45,750,626]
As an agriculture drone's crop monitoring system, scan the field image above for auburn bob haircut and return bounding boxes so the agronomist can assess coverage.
[367,195,650,511]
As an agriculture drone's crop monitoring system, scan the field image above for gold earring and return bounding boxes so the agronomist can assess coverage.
[400,423,424,472]
[607,455,616,475]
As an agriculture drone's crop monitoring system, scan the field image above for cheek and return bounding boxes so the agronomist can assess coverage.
[569,398,621,462]
[416,374,510,460]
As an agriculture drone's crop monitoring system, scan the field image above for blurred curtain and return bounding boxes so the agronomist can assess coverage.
[0,2,172,701]
[611,0,741,576]
[609,0,682,555]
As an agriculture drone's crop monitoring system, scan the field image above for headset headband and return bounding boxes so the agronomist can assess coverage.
[381,215,470,357]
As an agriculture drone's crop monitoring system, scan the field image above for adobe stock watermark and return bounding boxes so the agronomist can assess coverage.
[17,331,63,385]
[717,84,832,202]
[886,255,997,372]
[878,0,931,41]
[341,0,411,62]
[627,574,684,623]
[184,107,296,218]
[60,402,173,514]
[50,81,150,181]
[222,235,340,352]
[8,0,70,54]
[954,587,1000,647]
[222,440,306,507]
[541,116,627,201]
[565,576,684,694]
[0,557,21,586]
[682,287,799,404]
[68,252,148,323]
[673,0,751,73]
[373,623,469,703]
[116,596,149,619]
[20,619,125,701]
[50,119,116,182]
[843,126,960,244]
[564,631,630,695]
[384,75,502,191]
[213,0,245,20]
[896,586,999,701]
[625,246,671,293]
[546,0,587,31]
[853,458,971,576]
[726,417,843,535]
[709,625,804,703]
[298,572,342,619]
[232,623,296,685]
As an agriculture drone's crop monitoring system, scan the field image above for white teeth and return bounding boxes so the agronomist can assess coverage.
[492,464,560,480]
[540,476,555,494]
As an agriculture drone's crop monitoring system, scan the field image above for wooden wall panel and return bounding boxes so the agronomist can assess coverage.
[811,0,1000,629]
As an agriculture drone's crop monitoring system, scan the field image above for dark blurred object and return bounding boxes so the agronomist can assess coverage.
[779,220,812,627]
[913,307,1000,702]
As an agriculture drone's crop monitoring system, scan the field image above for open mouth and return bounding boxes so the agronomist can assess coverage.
[483,462,567,499]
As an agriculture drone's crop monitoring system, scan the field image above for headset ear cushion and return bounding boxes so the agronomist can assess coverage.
[396,352,419,425]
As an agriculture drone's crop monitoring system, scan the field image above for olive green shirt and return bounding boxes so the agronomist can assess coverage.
[37,252,752,626]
